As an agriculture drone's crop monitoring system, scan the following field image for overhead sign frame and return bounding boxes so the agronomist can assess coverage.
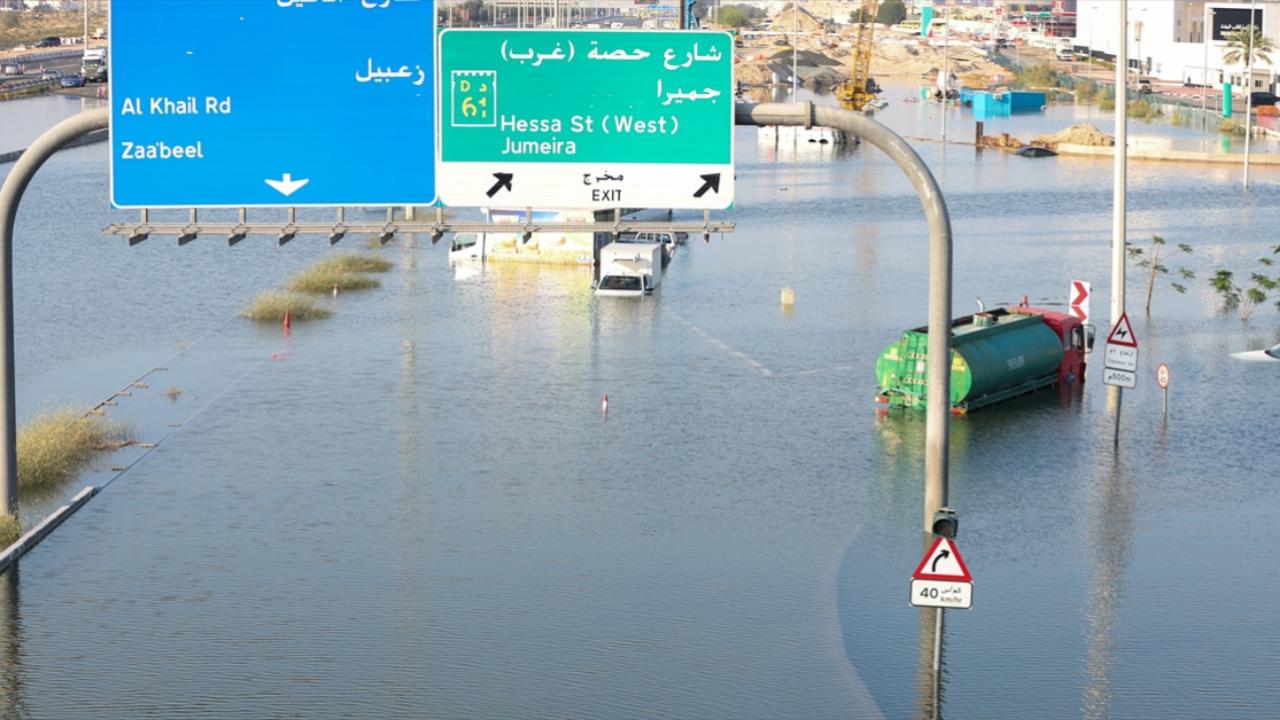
[108,0,438,209]
[437,28,735,210]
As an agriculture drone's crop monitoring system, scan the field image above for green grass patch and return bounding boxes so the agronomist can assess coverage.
[314,252,394,274]
[1220,118,1247,136]
[1128,99,1163,121]
[240,291,333,322]
[284,264,381,294]
[1013,64,1061,89]
[17,409,130,492]
[0,513,18,547]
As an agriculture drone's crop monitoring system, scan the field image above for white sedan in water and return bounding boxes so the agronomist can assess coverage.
[1232,343,1280,362]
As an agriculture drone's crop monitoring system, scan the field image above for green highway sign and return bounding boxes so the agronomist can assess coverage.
[439,29,734,210]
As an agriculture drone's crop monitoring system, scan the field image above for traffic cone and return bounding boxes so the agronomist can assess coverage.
[283,308,292,333]
[332,283,339,298]
[602,393,609,416]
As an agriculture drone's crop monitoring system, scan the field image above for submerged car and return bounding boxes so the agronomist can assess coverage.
[59,73,84,88]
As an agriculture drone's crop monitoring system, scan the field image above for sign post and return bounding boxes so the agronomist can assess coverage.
[1157,362,1170,419]
[110,0,437,207]
[439,29,734,210]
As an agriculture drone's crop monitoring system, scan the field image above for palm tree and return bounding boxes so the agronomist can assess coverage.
[1222,26,1274,67]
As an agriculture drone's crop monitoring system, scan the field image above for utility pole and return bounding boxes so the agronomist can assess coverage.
[1244,0,1256,189]
[1202,5,1212,113]
[941,0,950,142]
[1111,0,1127,331]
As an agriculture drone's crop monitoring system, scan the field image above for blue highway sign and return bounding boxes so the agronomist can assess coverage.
[109,0,436,208]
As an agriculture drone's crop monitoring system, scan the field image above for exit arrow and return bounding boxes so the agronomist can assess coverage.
[931,549,950,573]
[693,173,720,198]
[486,172,513,198]
[264,173,309,197]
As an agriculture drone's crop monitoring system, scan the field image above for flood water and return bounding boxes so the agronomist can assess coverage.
[2,86,1279,718]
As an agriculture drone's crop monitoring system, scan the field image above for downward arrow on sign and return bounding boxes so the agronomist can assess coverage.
[265,173,310,197]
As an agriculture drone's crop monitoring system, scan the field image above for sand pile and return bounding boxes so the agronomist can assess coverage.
[871,41,1005,84]
[736,61,774,86]
[1035,123,1115,147]
[770,3,826,33]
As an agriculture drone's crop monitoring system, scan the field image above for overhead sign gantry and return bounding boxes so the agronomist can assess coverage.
[108,0,437,208]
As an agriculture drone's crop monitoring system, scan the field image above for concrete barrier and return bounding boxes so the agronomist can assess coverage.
[0,486,98,574]
[1055,143,1280,165]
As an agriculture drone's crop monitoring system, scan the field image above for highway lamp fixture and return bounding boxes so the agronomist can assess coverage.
[227,226,248,246]
[378,229,396,245]
[521,231,532,243]
[931,507,959,539]
[431,229,444,245]
[127,231,149,246]
[278,227,297,246]
[176,229,197,245]
[328,227,346,245]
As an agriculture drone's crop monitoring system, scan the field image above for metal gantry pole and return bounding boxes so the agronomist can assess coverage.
[735,103,953,531]
[0,108,110,517]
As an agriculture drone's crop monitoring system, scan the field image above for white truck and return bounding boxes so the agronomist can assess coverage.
[595,242,662,297]
[81,47,107,83]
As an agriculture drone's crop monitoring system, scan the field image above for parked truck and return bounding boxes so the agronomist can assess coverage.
[81,48,107,83]
[594,242,663,297]
[875,306,1093,414]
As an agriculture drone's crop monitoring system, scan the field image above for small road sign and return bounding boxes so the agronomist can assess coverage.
[1105,344,1138,372]
[909,537,974,610]
[1157,363,1170,389]
[1069,280,1090,323]
[1103,366,1137,388]
[438,29,734,210]
[1103,312,1139,388]
[910,579,973,609]
[110,0,436,208]
[1106,313,1138,348]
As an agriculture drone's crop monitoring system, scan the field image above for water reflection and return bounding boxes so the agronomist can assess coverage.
[1082,411,1136,719]
[1,567,25,719]
[915,603,945,720]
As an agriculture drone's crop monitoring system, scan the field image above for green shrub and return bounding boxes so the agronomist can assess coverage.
[241,291,333,321]
[18,409,129,491]
[0,513,18,547]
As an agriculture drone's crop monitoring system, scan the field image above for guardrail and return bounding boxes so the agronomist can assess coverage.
[2,48,84,66]
[0,77,58,100]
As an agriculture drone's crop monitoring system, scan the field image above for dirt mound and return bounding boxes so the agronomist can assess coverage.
[1035,123,1115,148]
[770,3,826,34]
[736,61,774,86]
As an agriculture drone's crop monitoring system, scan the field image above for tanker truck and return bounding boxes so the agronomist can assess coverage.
[875,306,1093,414]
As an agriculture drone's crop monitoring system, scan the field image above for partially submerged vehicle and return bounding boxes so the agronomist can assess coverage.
[876,306,1092,414]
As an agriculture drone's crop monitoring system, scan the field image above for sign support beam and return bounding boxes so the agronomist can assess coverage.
[736,102,953,533]
[1,107,111,518]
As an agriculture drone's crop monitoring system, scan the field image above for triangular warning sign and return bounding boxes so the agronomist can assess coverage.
[912,537,973,582]
[1106,313,1138,348]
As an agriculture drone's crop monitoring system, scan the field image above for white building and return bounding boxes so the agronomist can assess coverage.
[1076,0,1279,93]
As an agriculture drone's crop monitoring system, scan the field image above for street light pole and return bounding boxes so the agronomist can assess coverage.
[1202,5,1212,113]
[1112,0,1127,331]
[1244,0,1256,189]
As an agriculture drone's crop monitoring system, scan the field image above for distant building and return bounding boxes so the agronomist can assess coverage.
[1077,0,1278,93]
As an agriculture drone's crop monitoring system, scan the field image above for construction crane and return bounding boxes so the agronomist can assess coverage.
[837,0,880,111]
